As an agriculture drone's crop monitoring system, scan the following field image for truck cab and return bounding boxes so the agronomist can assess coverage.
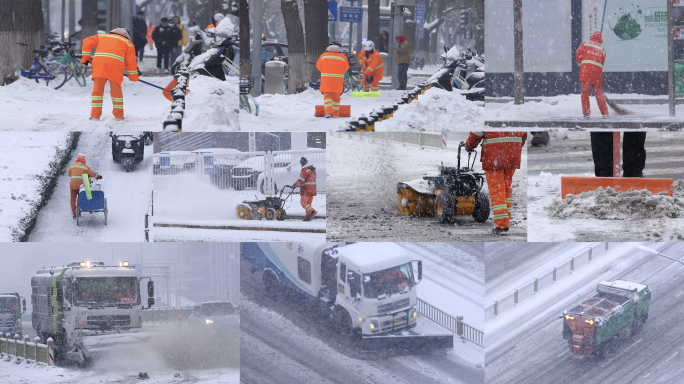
[0,293,26,336]
[333,244,422,336]
[31,261,154,364]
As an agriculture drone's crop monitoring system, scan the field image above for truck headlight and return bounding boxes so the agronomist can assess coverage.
[410,309,417,321]
[370,320,379,332]
[205,319,214,324]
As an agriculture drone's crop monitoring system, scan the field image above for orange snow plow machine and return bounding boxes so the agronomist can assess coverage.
[396,142,490,224]
[561,132,673,198]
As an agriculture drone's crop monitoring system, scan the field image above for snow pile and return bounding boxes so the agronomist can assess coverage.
[184,76,239,130]
[378,87,484,131]
[0,132,76,241]
[547,180,684,220]
[216,15,238,36]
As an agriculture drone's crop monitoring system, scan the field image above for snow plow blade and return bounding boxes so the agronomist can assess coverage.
[560,177,673,199]
[360,333,454,351]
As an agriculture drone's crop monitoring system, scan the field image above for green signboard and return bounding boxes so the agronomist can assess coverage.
[675,62,684,95]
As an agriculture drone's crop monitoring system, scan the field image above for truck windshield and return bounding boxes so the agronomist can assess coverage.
[0,297,19,313]
[363,263,413,299]
[73,277,140,306]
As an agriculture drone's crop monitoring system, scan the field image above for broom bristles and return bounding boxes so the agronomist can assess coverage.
[605,96,632,115]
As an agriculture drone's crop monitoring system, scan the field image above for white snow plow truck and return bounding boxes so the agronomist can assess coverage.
[242,242,453,350]
[31,261,154,366]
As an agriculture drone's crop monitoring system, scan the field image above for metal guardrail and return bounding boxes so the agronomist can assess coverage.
[485,242,622,322]
[0,333,53,366]
[417,298,484,347]
[141,308,194,322]
[345,132,447,149]
[152,149,326,194]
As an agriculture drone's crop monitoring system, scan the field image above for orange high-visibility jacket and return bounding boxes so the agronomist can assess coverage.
[292,165,317,196]
[358,49,384,80]
[316,52,349,93]
[68,161,99,190]
[465,132,527,171]
[81,33,139,85]
[576,31,606,83]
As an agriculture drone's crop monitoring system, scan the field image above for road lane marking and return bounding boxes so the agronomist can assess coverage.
[677,291,684,298]
[601,339,641,368]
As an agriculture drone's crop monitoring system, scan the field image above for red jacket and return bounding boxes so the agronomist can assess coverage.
[465,132,527,171]
[576,31,606,83]
[292,165,317,196]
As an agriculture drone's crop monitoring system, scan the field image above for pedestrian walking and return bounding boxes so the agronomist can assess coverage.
[133,11,147,62]
[152,17,180,73]
[392,34,411,90]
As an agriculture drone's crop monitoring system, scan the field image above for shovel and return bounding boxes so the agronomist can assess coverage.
[352,74,380,98]
[124,73,165,90]
[560,132,673,198]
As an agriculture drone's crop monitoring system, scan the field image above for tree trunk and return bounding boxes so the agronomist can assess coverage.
[513,0,524,104]
[81,0,99,41]
[281,0,307,94]
[367,0,380,48]
[239,0,250,77]
[303,0,329,82]
[0,0,18,85]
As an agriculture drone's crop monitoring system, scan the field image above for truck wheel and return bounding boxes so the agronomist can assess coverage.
[434,193,453,224]
[334,308,355,337]
[472,192,491,223]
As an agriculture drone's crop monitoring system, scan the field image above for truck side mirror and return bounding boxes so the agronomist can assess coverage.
[22,298,26,313]
[148,297,155,308]
[148,281,154,297]
[412,260,422,284]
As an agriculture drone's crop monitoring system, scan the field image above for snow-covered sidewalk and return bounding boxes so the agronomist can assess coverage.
[0,75,238,131]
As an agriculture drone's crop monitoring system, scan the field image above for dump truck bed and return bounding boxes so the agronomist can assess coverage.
[567,296,621,319]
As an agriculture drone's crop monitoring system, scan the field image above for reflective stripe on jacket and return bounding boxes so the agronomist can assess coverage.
[465,132,527,171]
[292,166,317,196]
[316,52,350,93]
[81,33,139,84]
[576,37,606,83]
[68,162,98,190]
[358,49,384,80]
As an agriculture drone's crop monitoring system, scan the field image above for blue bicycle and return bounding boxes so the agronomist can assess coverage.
[16,43,67,90]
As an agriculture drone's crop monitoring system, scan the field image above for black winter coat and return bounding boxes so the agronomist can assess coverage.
[152,24,180,48]
[132,18,148,47]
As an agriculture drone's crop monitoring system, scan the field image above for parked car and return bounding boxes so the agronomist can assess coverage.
[191,148,246,188]
[256,153,326,194]
[230,153,294,190]
[153,151,195,175]
[262,41,288,63]
[187,301,239,328]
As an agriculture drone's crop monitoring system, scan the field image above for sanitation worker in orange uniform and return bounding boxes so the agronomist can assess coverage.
[358,40,383,92]
[292,157,317,221]
[316,41,349,118]
[465,132,527,235]
[68,154,101,219]
[576,30,608,119]
[81,28,140,120]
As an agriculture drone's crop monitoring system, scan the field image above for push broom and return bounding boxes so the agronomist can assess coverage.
[599,0,632,115]
[560,132,673,198]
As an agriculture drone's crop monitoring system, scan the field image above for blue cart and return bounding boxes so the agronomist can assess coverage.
[76,182,108,226]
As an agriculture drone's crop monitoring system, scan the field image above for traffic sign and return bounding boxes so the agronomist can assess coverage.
[415,1,425,39]
[328,1,337,22]
[339,7,362,23]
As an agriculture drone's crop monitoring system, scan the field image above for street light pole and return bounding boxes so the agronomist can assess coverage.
[251,0,263,98]
[668,0,675,117]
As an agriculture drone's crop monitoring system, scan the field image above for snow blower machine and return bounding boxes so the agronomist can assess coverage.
[236,185,296,221]
[396,141,490,224]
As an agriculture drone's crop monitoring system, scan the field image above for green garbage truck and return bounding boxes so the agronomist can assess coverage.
[562,280,651,359]
[0,292,26,337]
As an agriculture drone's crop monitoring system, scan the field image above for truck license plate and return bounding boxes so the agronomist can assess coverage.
[390,318,402,325]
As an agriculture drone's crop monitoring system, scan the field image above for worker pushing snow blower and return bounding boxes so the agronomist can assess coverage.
[357,40,383,96]
[81,28,139,120]
[292,157,318,221]
[465,131,526,235]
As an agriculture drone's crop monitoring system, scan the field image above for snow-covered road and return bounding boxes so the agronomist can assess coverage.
[326,132,527,242]
[527,132,684,242]
[29,132,153,242]
[486,243,684,384]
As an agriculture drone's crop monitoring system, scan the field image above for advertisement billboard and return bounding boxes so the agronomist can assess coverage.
[582,0,667,72]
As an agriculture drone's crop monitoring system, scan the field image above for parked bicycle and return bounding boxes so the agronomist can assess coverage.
[16,43,67,90]
[46,38,90,87]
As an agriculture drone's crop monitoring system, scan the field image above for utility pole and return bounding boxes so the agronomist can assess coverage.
[513,0,524,104]
[388,3,401,89]
[68,0,75,40]
[251,0,263,97]
[356,0,363,53]
[61,0,66,41]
